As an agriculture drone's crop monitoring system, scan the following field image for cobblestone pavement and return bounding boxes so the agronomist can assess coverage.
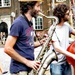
[0,48,10,75]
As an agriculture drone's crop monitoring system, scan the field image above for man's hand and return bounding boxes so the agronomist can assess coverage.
[25,60,40,70]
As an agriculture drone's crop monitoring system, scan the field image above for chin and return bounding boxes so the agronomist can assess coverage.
[32,14,37,18]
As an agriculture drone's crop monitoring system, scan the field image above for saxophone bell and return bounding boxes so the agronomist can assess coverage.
[37,49,58,75]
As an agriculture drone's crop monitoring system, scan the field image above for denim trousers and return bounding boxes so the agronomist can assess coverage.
[50,62,72,75]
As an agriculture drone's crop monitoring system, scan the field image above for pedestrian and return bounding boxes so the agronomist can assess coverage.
[4,0,44,75]
[48,3,75,75]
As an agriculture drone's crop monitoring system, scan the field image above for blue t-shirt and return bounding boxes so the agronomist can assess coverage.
[9,15,34,73]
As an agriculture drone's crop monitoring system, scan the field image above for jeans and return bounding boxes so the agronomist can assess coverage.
[50,62,72,75]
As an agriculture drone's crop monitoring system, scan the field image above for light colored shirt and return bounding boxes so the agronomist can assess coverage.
[48,22,73,64]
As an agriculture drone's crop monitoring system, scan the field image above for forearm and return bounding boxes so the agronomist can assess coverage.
[4,47,41,70]
[34,37,47,48]
[4,47,28,65]
[54,45,75,59]
[34,41,41,48]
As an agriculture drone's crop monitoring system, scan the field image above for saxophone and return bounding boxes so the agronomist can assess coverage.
[33,12,59,75]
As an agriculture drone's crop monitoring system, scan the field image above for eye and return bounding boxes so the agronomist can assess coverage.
[65,13,70,15]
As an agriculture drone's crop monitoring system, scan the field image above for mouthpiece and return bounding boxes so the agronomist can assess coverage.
[39,12,58,24]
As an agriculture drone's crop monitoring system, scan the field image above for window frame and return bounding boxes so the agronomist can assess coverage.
[0,0,11,8]
[56,0,66,2]
[32,16,43,30]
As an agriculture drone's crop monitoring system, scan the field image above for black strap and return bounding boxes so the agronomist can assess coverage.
[23,14,33,27]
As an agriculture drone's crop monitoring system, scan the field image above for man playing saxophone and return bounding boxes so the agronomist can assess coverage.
[4,0,46,75]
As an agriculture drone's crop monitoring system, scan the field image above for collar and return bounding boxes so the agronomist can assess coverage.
[23,14,33,27]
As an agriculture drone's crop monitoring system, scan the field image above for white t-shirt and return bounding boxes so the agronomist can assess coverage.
[48,22,73,64]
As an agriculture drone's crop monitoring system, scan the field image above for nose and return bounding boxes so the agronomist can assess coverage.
[38,6,41,12]
[69,13,73,18]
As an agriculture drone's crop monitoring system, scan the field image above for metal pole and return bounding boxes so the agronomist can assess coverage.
[52,0,55,10]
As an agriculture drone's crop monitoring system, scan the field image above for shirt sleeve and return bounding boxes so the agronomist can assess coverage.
[64,22,73,33]
[9,21,22,37]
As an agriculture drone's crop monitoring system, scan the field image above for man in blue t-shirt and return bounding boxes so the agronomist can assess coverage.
[4,0,43,75]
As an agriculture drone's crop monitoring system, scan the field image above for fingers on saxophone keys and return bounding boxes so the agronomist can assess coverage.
[33,61,40,70]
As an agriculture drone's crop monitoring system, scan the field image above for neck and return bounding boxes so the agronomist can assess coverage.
[58,19,64,26]
[24,11,32,21]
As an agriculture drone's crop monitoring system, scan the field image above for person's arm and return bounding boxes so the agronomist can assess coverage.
[34,41,42,47]
[4,35,40,70]
[53,41,75,60]
[34,37,47,48]
[71,28,75,35]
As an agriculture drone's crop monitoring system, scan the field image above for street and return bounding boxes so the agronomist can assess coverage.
[0,48,10,75]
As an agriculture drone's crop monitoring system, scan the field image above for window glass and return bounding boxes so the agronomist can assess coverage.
[0,0,11,7]
[35,16,43,30]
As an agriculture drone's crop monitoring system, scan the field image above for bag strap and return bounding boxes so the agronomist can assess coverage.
[55,31,60,44]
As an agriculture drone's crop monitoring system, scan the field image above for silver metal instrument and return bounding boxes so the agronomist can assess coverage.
[33,12,58,75]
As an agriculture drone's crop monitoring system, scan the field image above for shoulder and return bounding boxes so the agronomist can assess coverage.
[64,22,73,33]
[63,22,72,28]
[13,16,25,25]
[11,16,28,28]
[64,22,70,26]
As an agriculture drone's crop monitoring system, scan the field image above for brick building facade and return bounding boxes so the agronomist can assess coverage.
[0,0,70,40]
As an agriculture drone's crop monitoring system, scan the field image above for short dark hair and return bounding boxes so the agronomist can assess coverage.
[53,4,69,23]
[20,1,37,15]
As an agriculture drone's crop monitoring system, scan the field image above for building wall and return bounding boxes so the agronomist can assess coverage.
[0,0,20,33]
[0,15,11,34]
[0,0,71,36]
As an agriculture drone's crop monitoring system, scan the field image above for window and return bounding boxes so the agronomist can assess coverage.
[56,0,66,2]
[32,16,43,30]
[0,0,11,7]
